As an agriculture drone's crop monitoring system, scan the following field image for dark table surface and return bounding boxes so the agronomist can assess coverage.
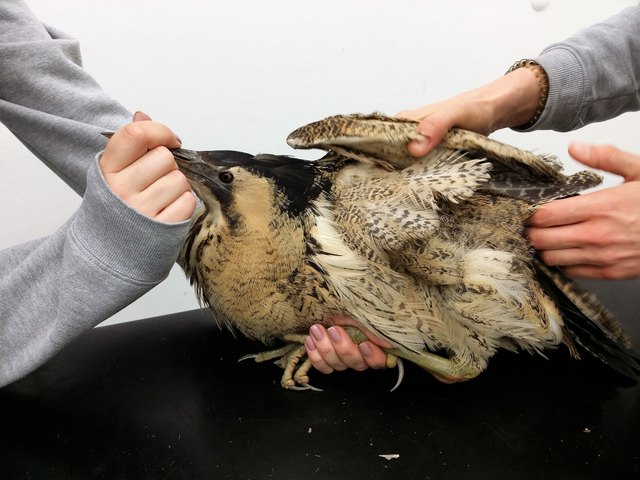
[1,279,639,480]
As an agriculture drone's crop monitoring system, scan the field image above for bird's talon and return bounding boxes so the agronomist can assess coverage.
[238,344,299,365]
[237,353,259,363]
[301,383,323,392]
[282,382,323,392]
[286,384,312,391]
[390,358,405,392]
[385,353,398,369]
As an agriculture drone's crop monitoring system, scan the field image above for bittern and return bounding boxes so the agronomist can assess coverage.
[171,113,639,390]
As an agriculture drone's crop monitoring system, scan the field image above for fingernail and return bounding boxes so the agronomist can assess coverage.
[327,326,342,343]
[416,131,430,142]
[413,133,429,144]
[409,138,430,157]
[176,135,182,145]
[305,336,316,351]
[132,111,151,122]
[569,141,590,158]
[359,342,373,358]
[310,324,324,342]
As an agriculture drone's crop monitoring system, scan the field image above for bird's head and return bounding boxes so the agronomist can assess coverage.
[172,148,324,231]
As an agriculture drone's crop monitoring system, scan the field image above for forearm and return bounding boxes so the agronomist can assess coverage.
[421,6,640,136]
[399,59,543,153]
[0,157,192,387]
[0,0,131,195]
[459,66,542,133]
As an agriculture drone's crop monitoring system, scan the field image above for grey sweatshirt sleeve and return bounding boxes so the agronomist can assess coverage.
[531,5,640,132]
[0,0,130,194]
[0,0,192,386]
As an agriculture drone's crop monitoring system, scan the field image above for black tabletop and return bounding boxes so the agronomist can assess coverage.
[1,279,639,480]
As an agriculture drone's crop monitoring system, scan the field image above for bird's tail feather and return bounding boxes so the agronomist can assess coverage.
[535,261,640,380]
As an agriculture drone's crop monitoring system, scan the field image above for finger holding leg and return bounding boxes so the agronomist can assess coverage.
[305,324,389,373]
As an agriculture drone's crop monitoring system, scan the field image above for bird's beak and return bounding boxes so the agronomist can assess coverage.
[171,148,211,182]
[172,148,201,165]
[170,149,235,208]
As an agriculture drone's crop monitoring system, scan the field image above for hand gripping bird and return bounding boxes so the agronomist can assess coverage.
[170,113,640,390]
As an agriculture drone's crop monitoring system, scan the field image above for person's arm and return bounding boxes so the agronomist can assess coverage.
[0,0,134,194]
[0,121,194,386]
[400,5,640,154]
[534,4,640,132]
[0,1,194,387]
[397,66,542,157]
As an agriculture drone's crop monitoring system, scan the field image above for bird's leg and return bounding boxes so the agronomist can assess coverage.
[340,327,406,391]
[343,327,399,366]
[391,347,483,383]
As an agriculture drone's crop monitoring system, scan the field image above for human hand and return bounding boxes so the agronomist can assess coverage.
[527,143,640,279]
[100,112,196,223]
[396,66,542,157]
[396,94,497,158]
[304,317,391,374]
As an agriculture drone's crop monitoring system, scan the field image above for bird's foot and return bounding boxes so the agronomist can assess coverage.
[238,331,408,392]
[238,334,323,391]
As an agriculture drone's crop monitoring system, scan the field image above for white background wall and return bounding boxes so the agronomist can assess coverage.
[1,0,638,326]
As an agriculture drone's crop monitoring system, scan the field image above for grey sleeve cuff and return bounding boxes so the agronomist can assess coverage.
[533,46,587,132]
[520,5,640,133]
[71,154,193,284]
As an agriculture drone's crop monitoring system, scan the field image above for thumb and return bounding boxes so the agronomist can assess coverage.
[569,142,640,181]
[396,105,450,158]
[404,114,450,158]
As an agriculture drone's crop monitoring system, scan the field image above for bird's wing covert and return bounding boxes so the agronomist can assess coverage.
[287,113,422,170]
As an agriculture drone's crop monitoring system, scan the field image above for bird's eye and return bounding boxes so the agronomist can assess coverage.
[218,171,234,184]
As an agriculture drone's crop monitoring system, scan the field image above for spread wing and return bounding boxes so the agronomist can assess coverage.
[288,113,605,256]
[287,113,602,204]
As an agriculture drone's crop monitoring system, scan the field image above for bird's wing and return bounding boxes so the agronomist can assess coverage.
[441,128,563,180]
[287,113,556,176]
[287,113,422,170]
[482,169,602,205]
[287,113,603,204]
[331,147,495,252]
[437,129,603,204]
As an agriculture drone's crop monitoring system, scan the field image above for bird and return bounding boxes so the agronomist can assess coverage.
[170,113,640,390]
